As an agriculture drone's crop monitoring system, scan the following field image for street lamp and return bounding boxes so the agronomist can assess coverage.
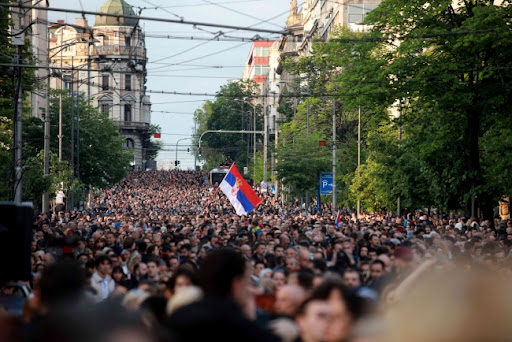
[233,98,257,179]
[175,137,193,169]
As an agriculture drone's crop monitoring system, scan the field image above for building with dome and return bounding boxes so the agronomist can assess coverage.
[49,0,151,170]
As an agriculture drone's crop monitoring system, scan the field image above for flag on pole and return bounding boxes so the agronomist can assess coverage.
[219,163,262,216]
[335,210,342,227]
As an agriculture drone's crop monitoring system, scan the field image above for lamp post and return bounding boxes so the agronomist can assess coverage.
[175,137,192,169]
[357,106,361,217]
[234,98,257,180]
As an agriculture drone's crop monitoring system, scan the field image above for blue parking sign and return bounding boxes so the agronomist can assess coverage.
[320,173,333,195]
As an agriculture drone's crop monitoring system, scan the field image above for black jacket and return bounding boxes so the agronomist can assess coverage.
[166,297,281,342]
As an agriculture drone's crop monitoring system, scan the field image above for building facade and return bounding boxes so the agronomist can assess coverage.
[48,0,151,170]
[242,41,276,85]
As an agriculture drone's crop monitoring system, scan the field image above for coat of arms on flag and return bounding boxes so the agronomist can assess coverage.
[219,163,262,216]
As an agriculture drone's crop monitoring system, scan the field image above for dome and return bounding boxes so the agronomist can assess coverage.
[94,0,138,27]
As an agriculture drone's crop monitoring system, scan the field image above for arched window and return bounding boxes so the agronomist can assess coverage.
[125,138,135,148]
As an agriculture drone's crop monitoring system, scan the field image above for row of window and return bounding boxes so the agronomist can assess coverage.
[254,65,270,76]
[253,46,270,57]
[347,4,378,24]
[101,104,132,122]
[102,74,132,91]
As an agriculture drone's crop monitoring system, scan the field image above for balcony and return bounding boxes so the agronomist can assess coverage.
[118,121,150,130]
[92,45,146,58]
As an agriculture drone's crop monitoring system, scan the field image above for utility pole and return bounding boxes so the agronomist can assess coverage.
[306,95,310,138]
[194,120,197,170]
[76,86,80,185]
[397,102,402,217]
[42,30,51,213]
[263,92,268,182]
[59,94,62,161]
[357,106,361,217]
[12,11,24,204]
[253,101,256,180]
[274,92,279,198]
[332,100,337,212]
[70,57,75,209]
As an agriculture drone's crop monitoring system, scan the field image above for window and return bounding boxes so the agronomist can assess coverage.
[125,74,131,91]
[62,74,72,90]
[347,4,378,24]
[125,138,135,148]
[102,75,109,91]
[124,104,132,122]
[254,47,270,57]
[254,66,270,75]
[125,36,131,46]
[100,103,111,114]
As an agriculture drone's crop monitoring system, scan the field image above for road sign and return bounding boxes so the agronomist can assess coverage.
[320,173,333,195]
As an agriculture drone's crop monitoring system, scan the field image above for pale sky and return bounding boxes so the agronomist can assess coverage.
[47,0,292,169]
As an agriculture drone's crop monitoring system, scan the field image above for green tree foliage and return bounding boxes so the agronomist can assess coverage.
[193,80,262,175]
[281,1,512,216]
[275,131,331,197]
[49,91,132,188]
[353,0,512,216]
[146,124,163,161]
[0,4,36,201]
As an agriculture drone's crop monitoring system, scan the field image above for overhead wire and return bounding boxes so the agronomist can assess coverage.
[0,3,287,34]
[135,1,264,10]
[200,0,283,29]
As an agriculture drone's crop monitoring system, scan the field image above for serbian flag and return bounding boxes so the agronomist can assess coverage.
[335,210,342,227]
[219,163,262,216]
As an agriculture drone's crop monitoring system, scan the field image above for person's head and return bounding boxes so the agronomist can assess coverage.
[377,253,392,273]
[95,254,112,277]
[240,244,252,258]
[312,280,370,342]
[370,260,385,281]
[199,248,250,308]
[106,232,116,246]
[37,261,87,312]
[342,269,361,289]
[369,234,380,247]
[393,246,414,270]
[275,284,306,316]
[298,250,313,270]
[168,255,180,272]
[254,242,266,256]
[136,262,148,278]
[146,259,159,279]
[272,270,287,290]
[295,296,330,342]
[112,265,126,283]
[286,257,300,274]
[171,267,199,293]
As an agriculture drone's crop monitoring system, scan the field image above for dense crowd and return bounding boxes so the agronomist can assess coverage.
[2,170,512,342]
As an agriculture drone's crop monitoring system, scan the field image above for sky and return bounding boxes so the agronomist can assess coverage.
[47,0,292,170]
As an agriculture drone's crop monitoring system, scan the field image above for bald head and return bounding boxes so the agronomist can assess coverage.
[275,285,306,316]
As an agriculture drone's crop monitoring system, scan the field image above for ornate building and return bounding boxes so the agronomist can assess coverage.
[49,0,151,170]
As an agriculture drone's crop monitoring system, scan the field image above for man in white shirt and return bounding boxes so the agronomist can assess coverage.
[90,254,115,302]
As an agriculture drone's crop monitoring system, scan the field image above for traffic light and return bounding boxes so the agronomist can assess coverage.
[174,160,178,166]
[198,147,202,157]
[187,147,190,153]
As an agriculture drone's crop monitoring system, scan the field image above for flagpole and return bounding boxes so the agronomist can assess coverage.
[203,163,233,214]
[203,185,221,214]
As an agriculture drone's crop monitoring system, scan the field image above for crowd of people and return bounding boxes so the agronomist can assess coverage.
[2,169,512,342]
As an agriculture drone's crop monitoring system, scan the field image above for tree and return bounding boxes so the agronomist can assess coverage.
[275,131,331,197]
[194,80,263,175]
[146,124,163,161]
[49,91,132,189]
[300,1,512,217]
[0,3,36,201]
